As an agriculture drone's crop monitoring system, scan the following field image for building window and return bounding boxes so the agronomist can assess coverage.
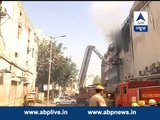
[15,52,18,57]
[9,65,12,71]
[116,88,121,95]
[27,47,31,54]
[17,24,22,39]
[123,87,127,94]
[20,11,22,16]
[27,47,29,54]
[26,61,28,66]
[32,48,34,58]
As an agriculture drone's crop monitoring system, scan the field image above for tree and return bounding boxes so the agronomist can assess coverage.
[93,75,101,84]
[52,56,78,90]
[36,39,78,91]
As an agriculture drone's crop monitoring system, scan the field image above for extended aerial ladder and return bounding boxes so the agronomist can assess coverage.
[78,45,112,88]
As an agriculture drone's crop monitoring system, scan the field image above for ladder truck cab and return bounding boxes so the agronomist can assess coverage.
[116,80,160,106]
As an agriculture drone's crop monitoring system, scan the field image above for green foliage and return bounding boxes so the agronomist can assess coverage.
[93,75,101,85]
[36,39,78,90]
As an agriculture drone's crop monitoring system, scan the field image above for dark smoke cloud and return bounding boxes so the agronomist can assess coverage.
[107,22,131,53]
[107,28,123,54]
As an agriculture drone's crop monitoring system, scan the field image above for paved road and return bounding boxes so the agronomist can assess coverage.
[34,103,55,106]
[34,102,85,107]
[56,103,85,107]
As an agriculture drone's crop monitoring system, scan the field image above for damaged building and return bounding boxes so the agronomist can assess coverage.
[102,1,160,93]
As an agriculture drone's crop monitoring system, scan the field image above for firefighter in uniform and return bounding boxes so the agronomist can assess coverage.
[138,100,146,106]
[89,85,107,106]
[105,94,114,106]
[131,102,139,107]
[148,99,157,106]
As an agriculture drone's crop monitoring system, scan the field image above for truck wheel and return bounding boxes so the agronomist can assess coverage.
[56,102,60,105]
[28,102,34,106]
[71,102,76,105]
[118,104,122,106]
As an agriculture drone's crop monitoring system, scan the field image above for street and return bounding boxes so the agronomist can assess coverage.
[34,101,85,107]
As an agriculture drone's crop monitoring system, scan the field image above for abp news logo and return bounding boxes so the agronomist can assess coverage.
[134,11,148,32]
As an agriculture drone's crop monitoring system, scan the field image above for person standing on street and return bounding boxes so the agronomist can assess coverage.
[105,94,114,106]
[89,85,107,106]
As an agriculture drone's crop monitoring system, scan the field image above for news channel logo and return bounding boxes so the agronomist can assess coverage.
[134,11,148,32]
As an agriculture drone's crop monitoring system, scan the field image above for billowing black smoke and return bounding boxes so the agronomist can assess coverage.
[107,22,131,54]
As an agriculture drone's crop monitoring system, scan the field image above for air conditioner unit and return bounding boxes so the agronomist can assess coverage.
[145,66,149,71]
[152,63,156,68]
[0,6,7,16]
[155,62,160,68]
[139,70,142,76]
[157,68,160,73]
[150,65,153,70]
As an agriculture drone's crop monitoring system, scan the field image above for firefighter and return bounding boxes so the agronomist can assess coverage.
[131,102,139,107]
[89,85,107,106]
[148,99,157,106]
[138,100,146,106]
[105,94,114,106]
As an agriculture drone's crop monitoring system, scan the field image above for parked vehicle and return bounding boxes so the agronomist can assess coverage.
[23,92,36,106]
[54,96,77,105]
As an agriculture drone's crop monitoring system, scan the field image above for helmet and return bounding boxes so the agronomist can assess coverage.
[96,85,104,90]
[149,99,157,106]
[131,102,139,107]
[138,100,145,106]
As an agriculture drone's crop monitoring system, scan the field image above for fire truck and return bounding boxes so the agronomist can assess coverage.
[78,85,96,104]
[116,80,160,106]
[79,45,160,106]
[78,45,112,104]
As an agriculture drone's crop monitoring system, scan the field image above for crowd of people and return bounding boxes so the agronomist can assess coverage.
[131,99,159,107]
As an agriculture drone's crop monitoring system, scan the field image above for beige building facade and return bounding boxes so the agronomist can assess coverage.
[130,1,160,77]
[0,1,38,106]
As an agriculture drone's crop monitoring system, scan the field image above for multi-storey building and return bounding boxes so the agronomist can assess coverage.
[101,43,121,93]
[0,1,38,106]
[102,1,160,94]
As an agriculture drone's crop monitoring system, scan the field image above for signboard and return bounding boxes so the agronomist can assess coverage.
[43,84,53,91]
[134,11,148,32]
[140,87,160,99]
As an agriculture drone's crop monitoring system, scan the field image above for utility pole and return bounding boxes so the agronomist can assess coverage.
[46,37,53,106]
[46,35,66,106]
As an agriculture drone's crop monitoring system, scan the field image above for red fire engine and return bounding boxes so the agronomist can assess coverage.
[78,85,96,104]
[116,80,160,106]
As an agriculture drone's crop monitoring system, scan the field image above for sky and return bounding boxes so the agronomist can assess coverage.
[22,1,133,86]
